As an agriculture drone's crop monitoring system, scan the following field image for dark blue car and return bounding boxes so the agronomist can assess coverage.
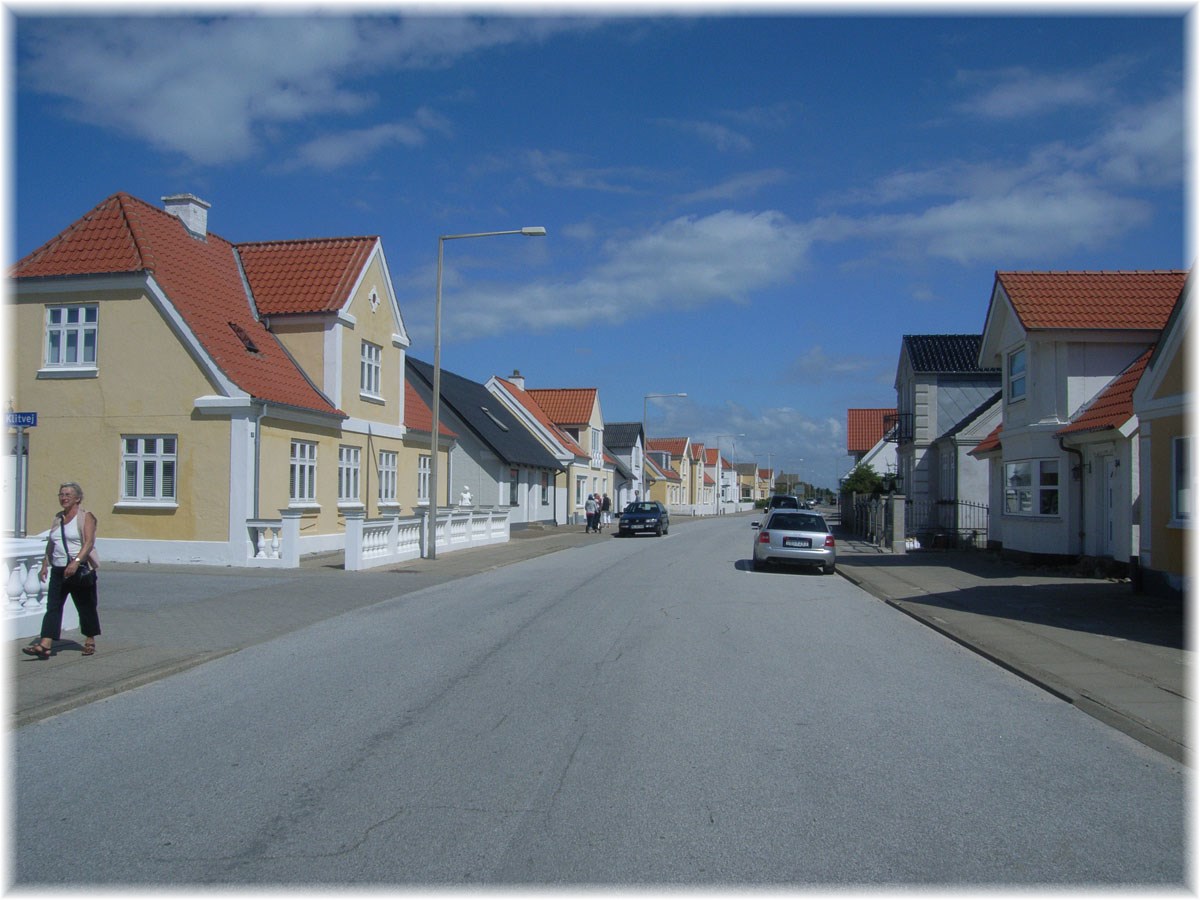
[618,501,670,537]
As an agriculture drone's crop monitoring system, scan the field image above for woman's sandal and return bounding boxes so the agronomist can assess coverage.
[21,643,50,660]
[82,639,95,657]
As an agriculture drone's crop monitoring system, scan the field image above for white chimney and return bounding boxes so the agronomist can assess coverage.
[162,193,211,238]
[508,369,525,390]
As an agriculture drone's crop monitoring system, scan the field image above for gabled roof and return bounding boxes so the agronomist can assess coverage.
[604,422,643,451]
[408,358,558,468]
[847,408,896,454]
[403,378,456,438]
[903,334,997,374]
[647,437,689,457]
[525,388,597,425]
[492,378,588,459]
[239,238,378,315]
[12,192,341,417]
[995,271,1187,331]
[1058,347,1154,437]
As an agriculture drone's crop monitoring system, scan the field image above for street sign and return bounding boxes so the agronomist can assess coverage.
[6,412,37,428]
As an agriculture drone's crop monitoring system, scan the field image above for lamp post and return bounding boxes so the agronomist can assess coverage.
[715,433,743,504]
[642,392,687,438]
[429,226,546,560]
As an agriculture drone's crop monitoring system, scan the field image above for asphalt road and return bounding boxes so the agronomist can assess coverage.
[14,516,1184,887]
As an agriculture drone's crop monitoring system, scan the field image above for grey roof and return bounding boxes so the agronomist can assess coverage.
[903,334,999,374]
[407,358,564,471]
[605,421,643,451]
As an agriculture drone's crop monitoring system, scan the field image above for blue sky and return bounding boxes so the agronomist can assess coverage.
[8,8,1188,490]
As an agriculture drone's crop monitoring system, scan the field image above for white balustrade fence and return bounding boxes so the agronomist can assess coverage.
[4,535,77,640]
[345,507,511,571]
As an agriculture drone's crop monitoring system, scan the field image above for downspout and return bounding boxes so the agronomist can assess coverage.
[1059,437,1085,556]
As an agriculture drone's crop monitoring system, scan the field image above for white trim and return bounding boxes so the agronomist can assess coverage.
[144,275,247,399]
[342,417,404,440]
[36,366,97,379]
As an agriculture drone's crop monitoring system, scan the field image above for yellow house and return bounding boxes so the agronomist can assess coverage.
[485,373,613,525]
[1134,281,1192,601]
[9,191,450,564]
[646,438,691,509]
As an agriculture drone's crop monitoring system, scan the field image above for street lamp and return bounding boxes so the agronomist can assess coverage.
[715,433,743,504]
[642,392,687,438]
[429,226,546,560]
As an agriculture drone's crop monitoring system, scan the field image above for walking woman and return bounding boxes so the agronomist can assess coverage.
[22,482,101,659]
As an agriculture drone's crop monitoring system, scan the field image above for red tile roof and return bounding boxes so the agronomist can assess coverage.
[647,437,688,457]
[1057,347,1154,437]
[847,408,896,454]
[525,388,597,424]
[239,238,377,315]
[12,192,342,417]
[996,271,1187,331]
[494,378,587,458]
[403,379,456,437]
[970,424,1003,457]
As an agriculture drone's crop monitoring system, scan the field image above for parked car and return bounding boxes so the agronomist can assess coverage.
[751,510,836,574]
[618,501,670,537]
[767,494,801,510]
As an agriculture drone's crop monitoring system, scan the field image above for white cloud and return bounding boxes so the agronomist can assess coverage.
[18,15,599,166]
[826,88,1180,265]
[954,59,1131,119]
[285,107,453,170]
[654,117,753,152]
[406,209,812,341]
[677,169,790,205]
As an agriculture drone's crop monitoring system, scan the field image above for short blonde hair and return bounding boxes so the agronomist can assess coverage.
[58,482,84,502]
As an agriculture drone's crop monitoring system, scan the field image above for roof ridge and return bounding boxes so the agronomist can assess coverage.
[236,235,379,249]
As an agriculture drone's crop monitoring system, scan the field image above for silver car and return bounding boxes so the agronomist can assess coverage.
[751,510,837,574]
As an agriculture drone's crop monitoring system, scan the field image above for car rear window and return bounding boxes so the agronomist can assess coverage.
[768,513,826,532]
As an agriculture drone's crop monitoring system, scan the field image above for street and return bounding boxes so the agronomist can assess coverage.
[14,515,1185,886]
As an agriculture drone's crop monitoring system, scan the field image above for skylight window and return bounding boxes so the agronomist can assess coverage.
[480,407,509,431]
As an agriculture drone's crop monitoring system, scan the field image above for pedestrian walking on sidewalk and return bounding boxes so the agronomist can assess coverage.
[22,482,101,660]
[585,493,598,532]
[601,493,612,530]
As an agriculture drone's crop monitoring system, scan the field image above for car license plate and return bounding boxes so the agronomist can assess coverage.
[784,537,811,548]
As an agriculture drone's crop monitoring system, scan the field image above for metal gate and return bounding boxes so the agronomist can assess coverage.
[906,499,989,549]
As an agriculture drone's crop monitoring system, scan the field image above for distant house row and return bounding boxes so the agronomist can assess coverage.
[846,270,1190,601]
[7,191,753,567]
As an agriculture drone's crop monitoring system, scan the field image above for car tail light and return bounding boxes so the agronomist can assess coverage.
[824,535,836,548]
[758,531,771,544]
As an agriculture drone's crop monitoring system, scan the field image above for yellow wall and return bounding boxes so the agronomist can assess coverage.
[1149,412,1187,577]
[14,288,232,541]
[339,255,405,425]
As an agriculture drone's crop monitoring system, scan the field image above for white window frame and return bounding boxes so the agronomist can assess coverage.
[119,435,178,507]
[360,340,383,400]
[575,475,587,508]
[1008,346,1027,404]
[1172,436,1191,524]
[541,471,550,506]
[1004,459,1059,516]
[509,467,520,507]
[338,445,362,507]
[418,454,431,505]
[378,450,398,506]
[591,428,603,467]
[290,440,319,507]
[42,304,99,375]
